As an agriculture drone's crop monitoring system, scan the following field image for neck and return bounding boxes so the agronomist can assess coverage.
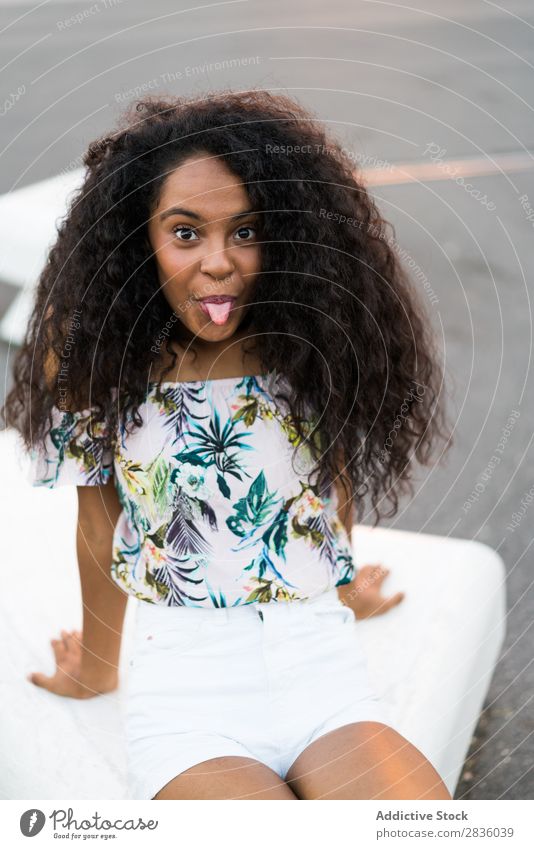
[167,324,260,373]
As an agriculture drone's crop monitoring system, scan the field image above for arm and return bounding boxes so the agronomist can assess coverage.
[76,478,127,691]
[29,343,127,695]
[332,458,358,605]
[333,454,405,618]
[28,477,127,698]
[47,336,127,683]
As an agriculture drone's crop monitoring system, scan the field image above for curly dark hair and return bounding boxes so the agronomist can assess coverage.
[1,89,451,524]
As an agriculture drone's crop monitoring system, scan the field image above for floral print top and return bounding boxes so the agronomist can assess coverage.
[28,371,356,608]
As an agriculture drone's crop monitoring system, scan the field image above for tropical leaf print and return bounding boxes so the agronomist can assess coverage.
[182,407,254,479]
[204,577,243,608]
[216,473,231,498]
[146,523,167,550]
[258,547,297,585]
[151,455,171,517]
[45,410,111,486]
[171,462,218,530]
[116,448,175,528]
[165,503,213,558]
[231,394,259,427]
[148,381,208,439]
[286,481,339,566]
[116,455,147,495]
[336,552,356,586]
[225,473,300,592]
[231,375,319,451]
[300,511,338,565]
[240,575,302,604]
[226,471,281,539]
[151,552,209,606]
[261,507,289,558]
[111,533,164,603]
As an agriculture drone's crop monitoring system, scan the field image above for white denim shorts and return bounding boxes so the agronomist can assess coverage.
[124,588,395,800]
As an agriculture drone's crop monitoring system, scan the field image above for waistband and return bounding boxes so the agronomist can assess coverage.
[135,587,342,625]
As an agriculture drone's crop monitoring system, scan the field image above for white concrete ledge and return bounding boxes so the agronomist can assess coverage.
[352,525,506,794]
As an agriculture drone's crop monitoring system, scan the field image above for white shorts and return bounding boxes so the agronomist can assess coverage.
[124,588,395,800]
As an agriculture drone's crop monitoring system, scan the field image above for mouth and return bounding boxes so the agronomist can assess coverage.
[196,295,238,326]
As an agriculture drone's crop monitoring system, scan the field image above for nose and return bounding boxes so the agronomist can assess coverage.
[199,241,235,281]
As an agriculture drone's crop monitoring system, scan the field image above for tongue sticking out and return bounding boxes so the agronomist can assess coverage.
[202,300,234,325]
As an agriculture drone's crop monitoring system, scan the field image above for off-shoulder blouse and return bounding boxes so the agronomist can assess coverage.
[28,371,356,608]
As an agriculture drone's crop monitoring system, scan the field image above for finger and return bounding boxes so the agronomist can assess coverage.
[369,569,389,586]
[64,632,76,648]
[63,630,77,650]
[373,570,388,582]
[382,592,405,611]
[360,565,382,581]
[27,672,52,690]
[52,639,66,660]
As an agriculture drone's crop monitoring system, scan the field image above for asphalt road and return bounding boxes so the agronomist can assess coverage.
[1,0,533,800]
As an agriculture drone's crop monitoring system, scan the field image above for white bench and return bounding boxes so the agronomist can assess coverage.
[1,428,506,798]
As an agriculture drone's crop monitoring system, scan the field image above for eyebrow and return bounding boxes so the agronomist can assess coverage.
[159,206,258,222]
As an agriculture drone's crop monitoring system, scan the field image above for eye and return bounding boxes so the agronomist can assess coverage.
[234,225,257,241]
[172,225,199,241]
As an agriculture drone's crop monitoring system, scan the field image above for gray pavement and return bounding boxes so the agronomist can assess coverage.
[1,0,533,799]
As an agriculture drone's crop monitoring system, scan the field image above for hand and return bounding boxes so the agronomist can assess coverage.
[27,629,119,699]
[340,564,405,619]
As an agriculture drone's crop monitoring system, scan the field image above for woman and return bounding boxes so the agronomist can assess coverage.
[3,90,452,800]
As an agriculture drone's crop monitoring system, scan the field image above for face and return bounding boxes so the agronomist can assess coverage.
[147,152,261,348]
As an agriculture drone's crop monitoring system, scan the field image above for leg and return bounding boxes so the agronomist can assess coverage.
[153,756,299,800]
[285,722,452,800]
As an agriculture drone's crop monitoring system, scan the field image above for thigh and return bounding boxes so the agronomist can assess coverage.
[285,722,452,800]
[153,756,299,800]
